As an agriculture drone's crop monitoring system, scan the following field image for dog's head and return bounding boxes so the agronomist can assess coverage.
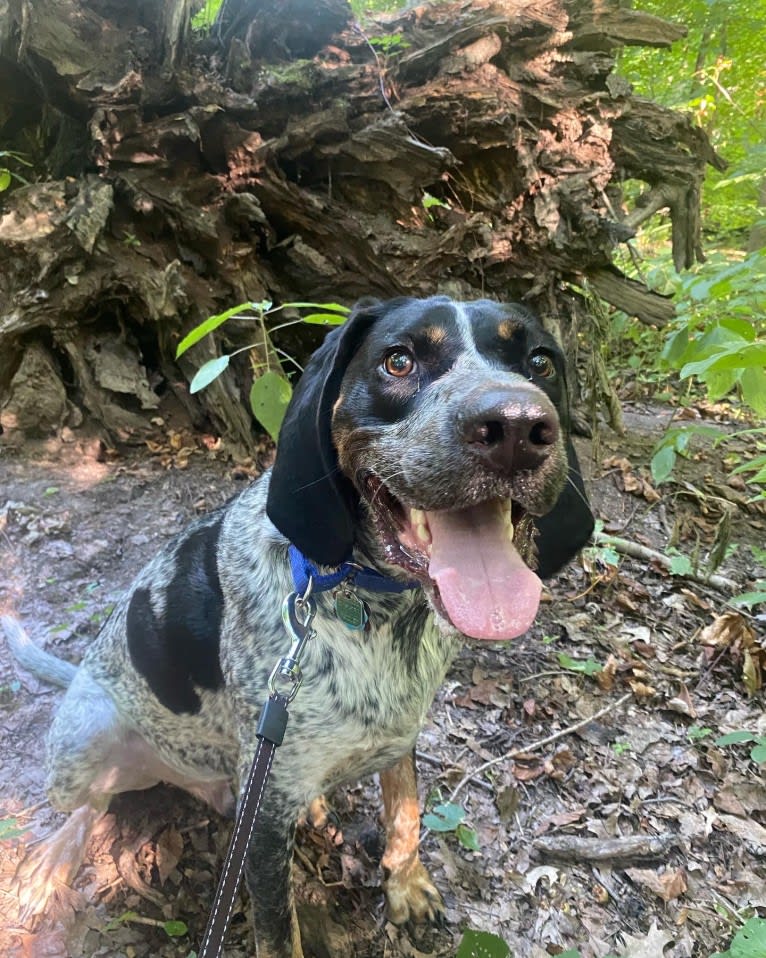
[267,296,594,640]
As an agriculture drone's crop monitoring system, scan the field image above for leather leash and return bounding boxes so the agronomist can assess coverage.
[198,590,317,958]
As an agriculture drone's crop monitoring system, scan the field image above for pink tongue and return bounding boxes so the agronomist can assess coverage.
[427,501,542,641]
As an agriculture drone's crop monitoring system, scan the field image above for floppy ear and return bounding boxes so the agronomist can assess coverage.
[534,440,594,579]
[266,301,382,566]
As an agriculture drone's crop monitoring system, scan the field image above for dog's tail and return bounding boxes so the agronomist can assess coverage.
[1,615,77,688]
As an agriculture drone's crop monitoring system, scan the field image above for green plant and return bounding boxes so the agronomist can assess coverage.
[422,190,451,217]
[659,250,766,418]
[711,916,766,958]
[423,801,480,851]
[583,520,620,570]
[0,150,32,191]
[688,725,714,742]
[455,929,511,958]
[191,0,223,30]
[557,652,603,677]
[650,424,722,485]
[715,730,766,765]
[105,909,188,938]
[175,300,350,440]
[0,816,28,840]
[664,547,695,577]
[729,582,766,611]
[367,33,410,54]
[0,679,22,705]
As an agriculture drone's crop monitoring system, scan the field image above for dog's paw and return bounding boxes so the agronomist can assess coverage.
[303,795,340,831]
[383,859,444,926]
[13,805,103,923]
[14,838,81,922]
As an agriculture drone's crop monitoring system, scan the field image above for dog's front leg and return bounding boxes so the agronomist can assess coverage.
[380,750,444,925]
[244,791,302,958]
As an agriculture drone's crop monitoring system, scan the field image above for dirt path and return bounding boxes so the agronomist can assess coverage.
[1,408,764,958]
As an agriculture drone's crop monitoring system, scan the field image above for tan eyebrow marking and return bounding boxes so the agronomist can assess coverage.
[497,318,521,340]
[423,325,447,344]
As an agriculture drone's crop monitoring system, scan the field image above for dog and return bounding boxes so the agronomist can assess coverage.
[4,295,594,957]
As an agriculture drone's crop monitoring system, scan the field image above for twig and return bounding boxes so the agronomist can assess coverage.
[593,531,740,592]
[533,832,677,864]
[448,692,632,803]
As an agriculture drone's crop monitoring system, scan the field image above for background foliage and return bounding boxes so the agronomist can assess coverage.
[612,0,766,496]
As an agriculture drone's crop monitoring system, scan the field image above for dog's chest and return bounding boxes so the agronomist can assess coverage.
[282,606,459,792]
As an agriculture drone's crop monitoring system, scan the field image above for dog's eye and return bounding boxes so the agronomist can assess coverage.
[383,349,416,377]
[529,352,556,379]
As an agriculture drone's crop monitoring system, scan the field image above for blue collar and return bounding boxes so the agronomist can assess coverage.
[288,545,420,596]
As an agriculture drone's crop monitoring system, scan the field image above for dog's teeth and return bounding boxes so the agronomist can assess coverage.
[504,504,514,542]
[409,508,431,546]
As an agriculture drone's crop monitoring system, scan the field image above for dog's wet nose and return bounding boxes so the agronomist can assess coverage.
[460,386,559,473]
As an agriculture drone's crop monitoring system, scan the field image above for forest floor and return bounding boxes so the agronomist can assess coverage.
[0,398,764,958]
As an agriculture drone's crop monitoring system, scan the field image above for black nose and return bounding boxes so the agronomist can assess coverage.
[459,386,560,473]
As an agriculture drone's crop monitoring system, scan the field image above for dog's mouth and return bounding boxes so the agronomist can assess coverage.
[363,476,542,642]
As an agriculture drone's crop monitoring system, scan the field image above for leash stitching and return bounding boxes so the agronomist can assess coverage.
[202,738,276,958]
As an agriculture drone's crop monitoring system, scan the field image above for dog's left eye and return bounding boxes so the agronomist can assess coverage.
[383,349,416,377]
[529,351,556,379]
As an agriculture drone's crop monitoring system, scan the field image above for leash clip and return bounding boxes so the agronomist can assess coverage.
[268,589,317,703]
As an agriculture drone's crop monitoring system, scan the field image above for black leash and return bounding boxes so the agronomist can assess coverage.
[198,590,317,958]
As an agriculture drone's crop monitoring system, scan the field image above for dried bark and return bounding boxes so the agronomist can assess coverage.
[0,0,724,450]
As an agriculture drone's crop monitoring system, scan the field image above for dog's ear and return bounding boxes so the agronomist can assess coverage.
[534,440,594,579]
[266,301,383,566]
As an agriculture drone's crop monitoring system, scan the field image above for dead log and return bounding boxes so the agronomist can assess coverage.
[0,0,723,450]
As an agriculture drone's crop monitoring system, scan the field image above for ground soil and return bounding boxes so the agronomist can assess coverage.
[1,401,764,958]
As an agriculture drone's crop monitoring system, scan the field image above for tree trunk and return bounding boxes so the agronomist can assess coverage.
[0,0,724,451]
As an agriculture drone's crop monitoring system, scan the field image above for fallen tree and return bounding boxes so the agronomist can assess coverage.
[0,0,724,450]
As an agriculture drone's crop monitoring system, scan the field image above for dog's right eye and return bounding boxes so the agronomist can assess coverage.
[383,349,416,377]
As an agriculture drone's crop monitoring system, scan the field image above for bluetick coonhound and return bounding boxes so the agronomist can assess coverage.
[4,296,593,957]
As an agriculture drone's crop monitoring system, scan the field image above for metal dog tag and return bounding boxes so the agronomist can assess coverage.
[334,587,369,630]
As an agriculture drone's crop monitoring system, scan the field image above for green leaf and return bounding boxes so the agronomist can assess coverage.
[687,726,713,741]
[715,731,757,746]
[455,929,511,958]
[301,312,349,325]
[283,301,349,313]
[728,916,766,958]
[704,366,740,401]
[750,743,766,764]
[249,370,293,441]
[740,366,766,417]
[729,590,766,609]
[661,325,691,366]
[176,303,259,358]
[189,355,230,393]
[718,317,758,341]
[163,920,188,937]
[423,802,465,832]
[557,653,602,675]
[456,823,480,851]
[0,169,11,191]
[668,552,693,576]
[731,455,766,477]
[0,816,28,841]
[651,443,676,485]
[422,191,451,211]
[682,342,766,378]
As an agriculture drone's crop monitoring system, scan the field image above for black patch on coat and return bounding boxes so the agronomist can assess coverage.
[127,516,225,714]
